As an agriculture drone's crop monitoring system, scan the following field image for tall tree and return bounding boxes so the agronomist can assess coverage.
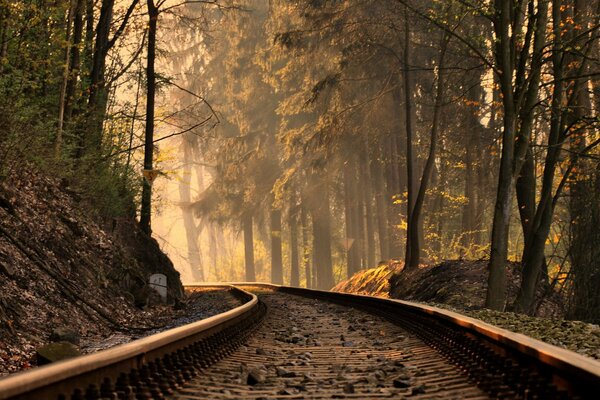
[289,196,300,286]
[179,136,205,281]
[514,0,600,313]
[405,30,449,269]
[81,0,139,156]
[140,0,158,234]
[486,0,548,310]
[242,213,256,281]
[270,207,284,284]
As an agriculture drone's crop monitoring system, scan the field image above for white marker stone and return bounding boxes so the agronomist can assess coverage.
[149,273,168,302]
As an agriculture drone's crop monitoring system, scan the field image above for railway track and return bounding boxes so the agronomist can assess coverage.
[0,284,599,399]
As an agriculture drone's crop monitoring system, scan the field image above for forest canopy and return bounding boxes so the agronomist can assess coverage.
[0,0,598,321]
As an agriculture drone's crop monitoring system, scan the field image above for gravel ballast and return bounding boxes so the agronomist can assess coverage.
[443,305,600,361]
[333,261,600,362]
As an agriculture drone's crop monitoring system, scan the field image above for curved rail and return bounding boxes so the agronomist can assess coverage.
[2,282,599,399]
[0,286,261,400]
[190,282,600,398]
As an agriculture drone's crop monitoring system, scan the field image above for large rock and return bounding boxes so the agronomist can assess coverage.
[36,342,80,365]
[49,327,80,345]
[246,367,267,385]
[131,285,163,308]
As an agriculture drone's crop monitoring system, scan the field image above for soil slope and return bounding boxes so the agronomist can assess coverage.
[331,262,403,298]
[333,260,600,360]
[0,168,183,375]
[334,259,555,313]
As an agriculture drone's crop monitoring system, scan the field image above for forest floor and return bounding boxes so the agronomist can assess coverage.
[80,288,243,354]
[332,260,600,361]
[1,287,242,376]
[0,167,241,376]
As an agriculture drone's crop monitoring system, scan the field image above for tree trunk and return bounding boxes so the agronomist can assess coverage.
[362,143,376,267]
[486,124,515,311]
[83,0,94,69]
[486,0,517,310]
[0,6,8,72]
[386,134,401,196]
[84,0,115,153]
[475,144,489,247]
[208,224,218,279]
[372,152,390,260]
[406,31,448,269]
[311,179,333,289]
[462,69,485,250]
[355,171,366,270]
[511,0,549,263]
[569,162,600,322]
[78,0,138,157]
[461,143,474,250]
[403,5,417,268]
[56,0,77,157]
[569,0,599,322]
[64,0,83,123]
[461,119,478,252]
[432,156,445,256]
[389,74,407,258]
[516,147,536,259]
[364,181,376,267]
[289,204,300,287]
[270,207,283,284]
[514,0,585,313]
[343,161,359,276]
[140,0,158,234]
[300,201,311,288]
[242,213,256,282]
[125,66,142,177]
[486,0,548,310]
[179,137,204,282]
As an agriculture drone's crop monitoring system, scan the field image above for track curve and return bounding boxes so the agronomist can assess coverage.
[175,287,488,399]
[0,283,599,399]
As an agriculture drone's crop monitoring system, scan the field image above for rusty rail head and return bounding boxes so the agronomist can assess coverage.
[0,286,258,400]
[192,282,600,395]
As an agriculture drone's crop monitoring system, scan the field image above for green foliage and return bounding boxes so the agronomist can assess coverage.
[0,0,65,173]
[0,0,145,220]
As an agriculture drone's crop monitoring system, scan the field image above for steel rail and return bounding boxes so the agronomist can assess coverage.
[2,282,599,399]
[189,282,600,398]
[0,286,260,400]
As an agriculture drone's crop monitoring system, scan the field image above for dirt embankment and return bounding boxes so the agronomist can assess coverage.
[332,262,403,298]
[333,260,600,360]
[389,260,532,311]
[335,260,561,315]
[0,168,184,375]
